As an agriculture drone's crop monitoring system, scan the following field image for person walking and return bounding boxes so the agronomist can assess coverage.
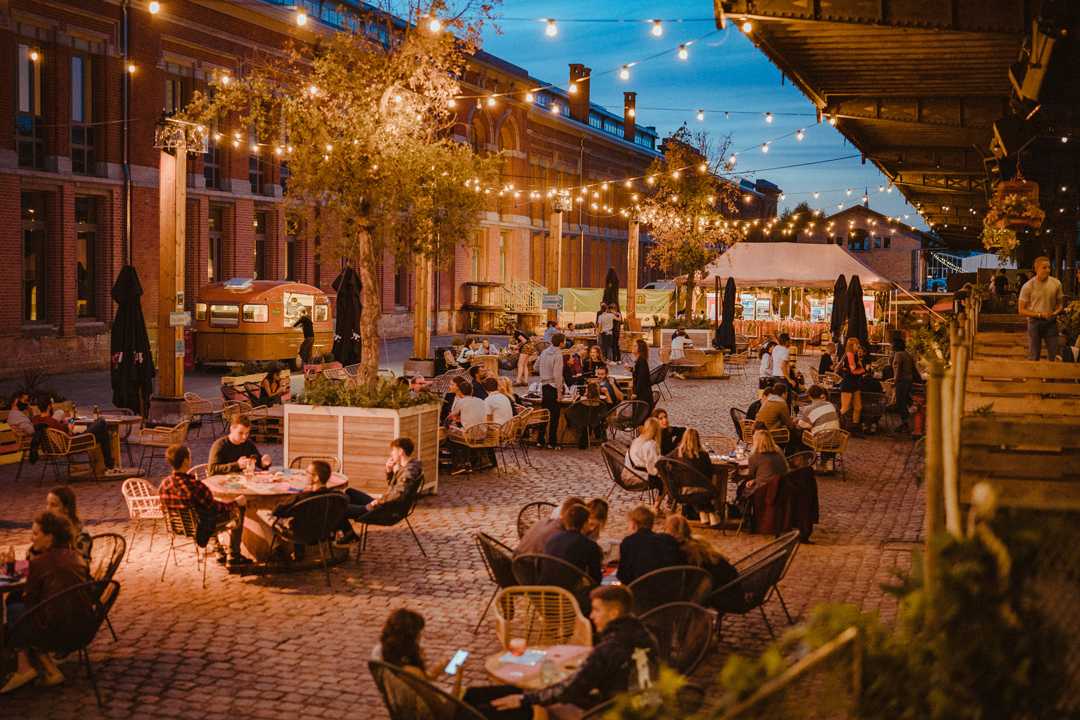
[1018,256,1064,361]
[292,308,315,365]
[609,303,623,361]
[537,334,565,449]
[890,337,916,432]
[836,337,866,430]
[597,304,614,362]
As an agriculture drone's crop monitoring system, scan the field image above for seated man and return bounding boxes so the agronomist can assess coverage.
[446,377,487,430]
[798,384,842,471]
[468,365,489,400]
[208,415,272,475]
[32,396,114,473]
[338,438,423,544]
[469,585,659,718]
[515,496,585,557]
[616,505,683,585]
[543,502,603,586]
[271,459,338,559]
[159,444,251,566]
[594,364,623,410]
[6,391,35,439]
[754,383,802,451]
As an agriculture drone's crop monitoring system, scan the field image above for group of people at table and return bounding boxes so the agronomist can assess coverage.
[6,391,121,477]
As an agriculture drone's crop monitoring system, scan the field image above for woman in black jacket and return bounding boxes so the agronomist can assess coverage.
[629,338,653,413]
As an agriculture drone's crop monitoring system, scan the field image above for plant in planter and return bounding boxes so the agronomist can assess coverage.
[982,181,1045,261]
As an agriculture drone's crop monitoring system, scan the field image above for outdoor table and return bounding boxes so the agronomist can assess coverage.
[204,467,349,561]
[470,354,500,377]
[485,644,591,690]
[520,395,604,447]
[73,413,143,471]
[682,349,727,379]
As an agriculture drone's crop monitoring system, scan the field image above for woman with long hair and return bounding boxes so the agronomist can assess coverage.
[836,337,866,428]
[609,303,623,361]
[624,417,663,499]
[39,486,92,562]
[629,338,653,413]
[582,344,607,378]
[374,608,465,698]
[669,429,724,526]
[664,514,737,587]
[745,429,789,534]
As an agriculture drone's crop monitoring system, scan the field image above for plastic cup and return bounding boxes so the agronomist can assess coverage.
[509,638,526,656]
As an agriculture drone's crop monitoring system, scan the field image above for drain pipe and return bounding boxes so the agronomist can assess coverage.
[121,0,132,265]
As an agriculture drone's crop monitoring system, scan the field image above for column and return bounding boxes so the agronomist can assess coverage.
[546,211,563,321]
[157,146,186,398]
[626,220,639,326]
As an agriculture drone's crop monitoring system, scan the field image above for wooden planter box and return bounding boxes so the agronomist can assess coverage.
[283,402,441,496]
[658,328,714,349]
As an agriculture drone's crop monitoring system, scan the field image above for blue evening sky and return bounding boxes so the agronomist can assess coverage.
[475,0,923,227]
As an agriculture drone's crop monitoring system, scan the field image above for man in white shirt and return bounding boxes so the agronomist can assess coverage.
[447,376,487,429]
[1018,256,1064,361]
[597,305,615,361]
[536,334,565,448]
[482,378,513,425]
[6,392,35,438]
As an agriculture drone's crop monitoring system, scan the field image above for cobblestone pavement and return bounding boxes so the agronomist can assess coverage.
[0,355,923,719]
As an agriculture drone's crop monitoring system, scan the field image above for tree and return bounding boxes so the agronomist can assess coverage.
[639,127,745,316]
[776,201,819,240]
[182,1,501,381]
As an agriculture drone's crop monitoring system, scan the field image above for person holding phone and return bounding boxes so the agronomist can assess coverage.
[373,609,465,697]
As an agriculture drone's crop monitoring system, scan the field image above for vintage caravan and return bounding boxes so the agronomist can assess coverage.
[194,279,333,366]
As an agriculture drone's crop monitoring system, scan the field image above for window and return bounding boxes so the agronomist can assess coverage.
[208,206,225,282]
[16,44,45,169]
[242,304,267,322]
[209,304,239,327]
[22,192,47,322]
[874,236,882,249]
[849,229,869,251]
[280,161,290,192]
[588,113,603,130]
[163,77,185,115]
[254,211,268,279]
[285,216,300,281]
[835,236,843,245]
[249,148,266,195]
[313,304,329,322]
[75,197,99,318]
[499,230,509,284]
[394,267,407,307]
[884,235,892,249]
[70,55,96,175]
[204,138,224,190]
[195,303,207,320]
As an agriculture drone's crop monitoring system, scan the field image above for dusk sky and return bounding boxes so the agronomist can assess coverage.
[476,0,924,228]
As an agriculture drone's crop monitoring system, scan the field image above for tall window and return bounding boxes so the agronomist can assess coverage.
[163,77,185,115]
[75,197,98,318]
[394,267,408,307]
[22,193,47,322]
[499,230,510,284]
[16,44,45,169]
[208,206,224,282]
[249,137,267,195]
[204,138,224,190]
[285,216,300,281]
[70,55,96,175]
[254,211,268,279]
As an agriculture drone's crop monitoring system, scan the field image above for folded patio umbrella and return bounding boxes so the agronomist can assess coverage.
[715,277,737,352]
[110,265,156,415]
[830,275,847,342]
[845,274,869,348]
[602,267,620,307]
[331,265,362,366]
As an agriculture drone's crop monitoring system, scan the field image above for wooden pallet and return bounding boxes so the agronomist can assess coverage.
[972,331,1029,360]
[250,407,284,443]
[965,358,1080,416]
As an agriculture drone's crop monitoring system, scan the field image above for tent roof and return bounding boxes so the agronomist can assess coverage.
[696,242,893,290]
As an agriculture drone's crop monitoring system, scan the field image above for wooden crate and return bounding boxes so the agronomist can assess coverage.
[250,406,284,444]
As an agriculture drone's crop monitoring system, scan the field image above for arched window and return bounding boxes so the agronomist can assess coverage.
[470,117,488,152]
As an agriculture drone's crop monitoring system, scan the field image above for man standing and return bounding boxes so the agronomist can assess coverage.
[537,334,565,449]
[292,308,315,365]
[890,338,916,433]
[597,304,615,362]
[338,438,423,543]
[208,416,272,475]
[1018,256,1064,361]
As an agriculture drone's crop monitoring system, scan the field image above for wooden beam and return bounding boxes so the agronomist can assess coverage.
[158,147,186,399]
[717,0,1026,34]
[626,221,639,325]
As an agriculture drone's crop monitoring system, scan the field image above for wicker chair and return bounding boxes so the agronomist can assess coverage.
[706,530,801,638]
[627,565,713,616]
[268,493,349,588]
[160,504,213,588]
[640,602,715,675]
[649,363,672,400]
[702,434,739,455]
[188,463,210,481]
[516,500,556,539]
[725,351,749,377]
[804,429,850,477]
[40,427,101,483]
[446,422,501,477]
[13,430,34,480]
[133,420,190,476]
[183,391,225,437]
[740,419,789,446]
[512,553,598,611]
[600,440,654,503]
[369,660,486,720]
[474,533,517,633]
[494,586,593,649]
[518,408,550,465]
[605,400,650,442]
[88,533,126,641]
[289,455,341,472]
[121,478,164,558]
[656,457,721,518]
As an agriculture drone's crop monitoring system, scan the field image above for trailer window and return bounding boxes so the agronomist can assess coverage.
[209,304,239,327]
[242,304,268,323]
[195,303,207,320]
[314,304,329,322]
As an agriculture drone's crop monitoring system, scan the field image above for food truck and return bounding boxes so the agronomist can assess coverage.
[194,279,333,367]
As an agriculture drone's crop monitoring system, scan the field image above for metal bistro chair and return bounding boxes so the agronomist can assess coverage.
[518,408,550,465]
[649,363,672,400]
[351,484,427,562]
[288,455,342,472]
[605,400,650,442]
[730,407,748,438]
[512,553,598,612]
[640,602,716,675]
[133,420,190,477]
[516,500,556,539]
[88,533,126,642]
[495,415,526,471]
[40,428,101,484]
[473,532,517,633]
[656,457,722,520]
[268,492,349,588]
[160,504,214,589]
[369,660,486,720]
[600,440,655,504]
[627,565,713,616]
[494,586,593,649]
[725,350,749,378]
[707,530,801,638]
[121,478,164,558]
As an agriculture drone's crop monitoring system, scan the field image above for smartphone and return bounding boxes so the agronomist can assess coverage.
[444,649,469,675]
[442,651,468,677]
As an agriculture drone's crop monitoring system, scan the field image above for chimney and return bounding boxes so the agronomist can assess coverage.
[568,64,591,124]
[623,92,637,144]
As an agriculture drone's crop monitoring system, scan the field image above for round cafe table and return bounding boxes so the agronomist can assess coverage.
[203,467,348,561]
[484,644,590,690]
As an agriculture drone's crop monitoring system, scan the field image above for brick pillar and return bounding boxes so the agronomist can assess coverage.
[270,205,287,280]
[45,44,72,172]
[232,199,255,278]
[0,34,16,161]
[0,176,20,332]
[47,186,77,336]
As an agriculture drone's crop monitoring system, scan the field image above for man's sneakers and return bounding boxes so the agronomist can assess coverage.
[226,554,253,568]
[335,530,360,547]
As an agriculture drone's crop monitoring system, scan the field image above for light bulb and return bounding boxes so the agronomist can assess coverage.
[275,146,284,156]
[250,144,259,153]
[296,10,307,26]
[829,115,838,126]
[601,182,609,191]
[545,18,558,37]
[569,82,578,95]
[813,192,819,199]
[698,162,707,173]
[325,143,333,152]
[696,109,705,122]
[672,170,681,179]
[741,19,753,32]
[646,175,656,186]
[29,50,40,62]
[846,188,852,196]
[486,96,496,107]
[761,142,769,153]
[651,19,663,37]
[220,73,231,85]
[619,65,630,81]
[764,112,773,124]
[127,63,137,74]
[550,103,559,114]
[1062,136,1069,143]
[148,1,161,14]
[627,107,636,118]
[677,45,689,61]
[427,16,442,33]
[525,92,535,103]
[624,180,632,188]
[308,84,318,96]
[231,138,239,148]
[447,98,457,108]
[213,132,222,141]
[796,128,805,141]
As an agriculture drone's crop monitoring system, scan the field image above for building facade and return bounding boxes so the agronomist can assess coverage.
[800,205,926,289]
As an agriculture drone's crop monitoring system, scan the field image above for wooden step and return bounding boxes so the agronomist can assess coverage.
[978,313,1027,332]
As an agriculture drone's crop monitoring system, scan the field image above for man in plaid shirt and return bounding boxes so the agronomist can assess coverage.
[159,444,251,567]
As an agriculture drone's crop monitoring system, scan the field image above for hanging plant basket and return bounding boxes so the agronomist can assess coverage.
[990,179,1045,229]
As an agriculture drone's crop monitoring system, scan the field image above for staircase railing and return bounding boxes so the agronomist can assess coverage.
[504,280,544,313]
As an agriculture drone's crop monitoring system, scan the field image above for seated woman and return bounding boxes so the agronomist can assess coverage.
[651,408,685,455]
[1,511,93,694]
[563,348,586,387]
[667,429,723,527]
[744,430,790,534]
[624,418,662,499]
[31,397,113,473]
[27,486,93,563]
[372,608,464,699]
[564,382,605,449]
[255,368,285,407]
[581,344,607,379]
[664,514,737,588]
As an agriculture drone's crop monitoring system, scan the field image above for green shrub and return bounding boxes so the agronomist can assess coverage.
[296,374,439,409]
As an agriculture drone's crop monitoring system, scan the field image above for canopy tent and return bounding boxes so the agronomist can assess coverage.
[695,242,893,291]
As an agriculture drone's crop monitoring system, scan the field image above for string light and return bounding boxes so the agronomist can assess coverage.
[29,49,40,62]
[307,84,318,96]
[761,142,770,153]
[619,65,631,81]
[828,115,838,126]
[525,92,535,103]
[627,107,636,118]
[127,63,137,74]
[148,1,161,14]
[677,44,689,61]
[426,15,442,33]
[741,19,753,32]
[795,129,805,141]
[764,112,773,124]
[486,96,496,107]
[650,19,663,37]
[568,82,578,95]
[698,162,707,173]
[296,10,307,26]
[550,103,560,114]
[696,109,705,121]
[447,98,456,108]
[545,18,558,37]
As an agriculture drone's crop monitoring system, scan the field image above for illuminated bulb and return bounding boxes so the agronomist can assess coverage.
[427,16,442,33]
[741,19,753,32]
[1062,185,1068,192]
[601,182,609,191]
[296,10,307,26]
[828,115,838,126]
[286,145,294,154]
[696,109,705,122]
[220,74,231,86]
[127,63,137,74]
[813,192,819,199]
[486,96,496,107]
[624,180,633,188]
[250,144,258,153]
[393,94,403,104]
[878,185,885,192]
[592,191,599,199]
[308,84,318,96]
[631,193,639,201]
[764,112,773,124]
[677,45,689,61]
[550,103,559,114]
[646,175,656,186]
[1062,136,1069,143]
[569,82,578,95]
[275,146,284,156]
[761,142,769,153]
[672,170,681,179]
[148,1,161,14]
[726,155,737,168]
[627,107,636,118]
[845,188,852,196]
[619,65,630,81]
[29,50,40,62]
[707,195,715,204]
[231,138,240,148]
[651,19,663,37]
[698,162,707,173]
[796,128,805,141]
[213,132,222,141]
[591,202,598,210]
[325,143,333,152]
[525,92,535,103]
[447,98,457,109]
[545,18,558,37]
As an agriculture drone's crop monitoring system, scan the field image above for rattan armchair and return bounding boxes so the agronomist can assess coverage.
[600,440,654,503]
[740,419,789,446]
[493,586,593,649]
[804,428,849,477]
[121,478,164,558]
[446,422,501,477]
[133,420,190,476]
[184,392,226,437]
[40,427,101,483]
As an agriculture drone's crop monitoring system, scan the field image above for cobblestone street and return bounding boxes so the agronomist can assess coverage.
[0,357,923,719]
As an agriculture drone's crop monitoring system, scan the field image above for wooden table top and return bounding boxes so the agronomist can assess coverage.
[484,644,590,690]
[204,467,348,499]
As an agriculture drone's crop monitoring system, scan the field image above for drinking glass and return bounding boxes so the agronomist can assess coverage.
[508,638,527,656]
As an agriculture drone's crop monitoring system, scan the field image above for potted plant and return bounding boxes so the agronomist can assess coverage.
[284,376,442,496]
[982,179,1045,260]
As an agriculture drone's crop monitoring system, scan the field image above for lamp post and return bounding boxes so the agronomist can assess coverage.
[547,191,573,322]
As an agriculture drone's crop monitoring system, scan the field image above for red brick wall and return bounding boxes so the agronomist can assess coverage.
[0,176,20,333]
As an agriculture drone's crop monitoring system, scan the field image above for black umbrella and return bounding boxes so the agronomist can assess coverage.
[602,267,620,307]
[830,275,847,342]
[845,275,869,348]
[110,265,156,415]
[715,277,737,352]
[331,265,362,365]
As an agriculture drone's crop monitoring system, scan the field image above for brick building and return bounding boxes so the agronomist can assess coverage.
[0,0,775,377]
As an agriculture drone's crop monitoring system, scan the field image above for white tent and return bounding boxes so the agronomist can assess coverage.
[696,242,894,290]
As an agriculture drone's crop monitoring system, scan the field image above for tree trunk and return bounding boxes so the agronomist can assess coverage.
[355,229,382,385]
[685,270,697,317]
